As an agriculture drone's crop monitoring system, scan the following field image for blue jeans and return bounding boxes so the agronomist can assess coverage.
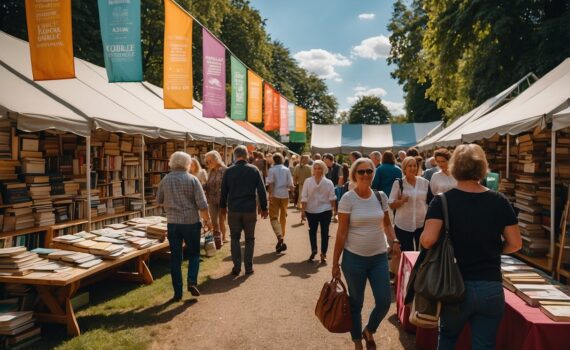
[167,222,202,298]
[341,249,391,341]
[438,280,505,350]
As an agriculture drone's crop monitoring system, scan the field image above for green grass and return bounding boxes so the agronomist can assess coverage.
[29,245,229,350]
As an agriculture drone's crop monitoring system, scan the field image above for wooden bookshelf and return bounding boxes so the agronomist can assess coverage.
[91,211,140,224]
[0,225,52,240]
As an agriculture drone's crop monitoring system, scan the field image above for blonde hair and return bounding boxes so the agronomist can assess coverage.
[189,158,203,175]
[401,156,417,176]
[205,150,224,169]
[350,158,375,183]
[168,151,192,171]
[312,160,328,175]
[450,144,488,181]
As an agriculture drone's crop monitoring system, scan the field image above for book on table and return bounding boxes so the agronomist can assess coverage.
[539,302,570,322]
[514,284,570,307]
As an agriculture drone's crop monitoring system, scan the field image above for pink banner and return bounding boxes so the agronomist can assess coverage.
[202,28,226,118]
[279,96,289,135]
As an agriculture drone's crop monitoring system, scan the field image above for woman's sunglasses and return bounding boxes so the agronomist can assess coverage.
[356,169,374,175]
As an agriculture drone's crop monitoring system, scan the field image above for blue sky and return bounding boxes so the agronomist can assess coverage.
[249,0,405,117]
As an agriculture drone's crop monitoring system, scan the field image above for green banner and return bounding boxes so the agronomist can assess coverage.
[289,131,306,143]
[230,56,247,120]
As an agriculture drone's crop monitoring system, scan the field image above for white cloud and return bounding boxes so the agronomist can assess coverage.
[334,77,343,82]
[358,13,375,20]
[383,100,406,116]
[351,35,391,60]
[347,86,388,105]
[293,49,351,80]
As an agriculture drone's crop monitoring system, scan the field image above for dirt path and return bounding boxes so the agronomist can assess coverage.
[151,208,415,349]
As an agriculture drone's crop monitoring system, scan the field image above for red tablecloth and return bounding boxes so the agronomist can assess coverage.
[397,252,570,350]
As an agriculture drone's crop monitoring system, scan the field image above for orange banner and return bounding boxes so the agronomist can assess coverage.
[272,89,280,131]
[25,0,75,80]
[163,0,193,109]
[247,70,263,123]
[295,106,307,132]
[263,83,275,131]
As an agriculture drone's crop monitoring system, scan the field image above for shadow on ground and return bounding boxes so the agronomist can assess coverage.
[280,260,326,279]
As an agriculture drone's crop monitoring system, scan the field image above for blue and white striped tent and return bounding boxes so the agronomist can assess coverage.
[310,121,442,154]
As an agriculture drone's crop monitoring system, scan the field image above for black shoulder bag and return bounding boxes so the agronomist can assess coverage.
[413,193,465,303]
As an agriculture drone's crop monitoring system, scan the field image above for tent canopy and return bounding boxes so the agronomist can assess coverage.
[553,106,570,132]
[311,121,441,154]
[461,59,570,143]
[417,72,538,151]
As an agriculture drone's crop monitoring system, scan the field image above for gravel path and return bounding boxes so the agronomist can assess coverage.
[151,208,415,350]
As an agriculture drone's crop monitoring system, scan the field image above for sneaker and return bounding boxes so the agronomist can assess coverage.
[170,295,182,303]
[245,269,254,275]
[277,243,288,253]
[231,268,241,276]
[275,239,284,253]
[187,284,201,297]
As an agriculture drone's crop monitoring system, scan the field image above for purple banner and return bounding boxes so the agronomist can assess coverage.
[202,28,226,118]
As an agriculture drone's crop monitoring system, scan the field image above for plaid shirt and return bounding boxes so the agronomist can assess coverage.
[156,170,208,224]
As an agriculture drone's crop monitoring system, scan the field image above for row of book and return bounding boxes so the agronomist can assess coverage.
[501,256,570,321]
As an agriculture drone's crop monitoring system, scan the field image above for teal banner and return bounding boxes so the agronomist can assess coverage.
[98,0,143,82]
[230,55,247,120]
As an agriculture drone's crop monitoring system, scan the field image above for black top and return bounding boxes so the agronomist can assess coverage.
[220,160,268,213]
[326,162,341,186]
[425,189,517,282]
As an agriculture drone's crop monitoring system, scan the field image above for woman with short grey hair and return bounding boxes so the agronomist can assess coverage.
[157,151,212,301]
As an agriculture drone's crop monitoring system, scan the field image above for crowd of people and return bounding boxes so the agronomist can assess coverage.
[156,143,522,350]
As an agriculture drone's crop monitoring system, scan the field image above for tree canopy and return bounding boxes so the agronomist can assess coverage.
[0,0,338,148]
[387,0,570,123]
[348,96,392,125]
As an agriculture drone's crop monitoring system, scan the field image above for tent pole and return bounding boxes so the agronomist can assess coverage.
[184,135,188,153]
[506,134,510,179]
[550,129,556,272]
[86,135,91,231]
[140,135,146,217]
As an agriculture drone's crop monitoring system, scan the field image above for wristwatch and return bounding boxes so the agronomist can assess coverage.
[392,239,400,245]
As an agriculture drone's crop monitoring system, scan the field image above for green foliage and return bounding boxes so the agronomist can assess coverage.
[387,0,570,122]
[348,96,391,125]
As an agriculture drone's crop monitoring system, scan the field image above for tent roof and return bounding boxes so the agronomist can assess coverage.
[0,62,90,136]
[417,72,537,150]
[461,59,570,143]
[233,121,286,150]
[311,121,441,154]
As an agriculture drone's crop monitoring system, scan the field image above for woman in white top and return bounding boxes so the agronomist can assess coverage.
[190,158,208,186]
[301,160,337,263]
[332,158,400,350]
[430,148,457,195]
[389,156,429,252]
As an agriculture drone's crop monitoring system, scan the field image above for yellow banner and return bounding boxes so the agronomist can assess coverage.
[247,70,263,123]
[295,106,307,132]
[25,0,75,80]
[163,0,193,109]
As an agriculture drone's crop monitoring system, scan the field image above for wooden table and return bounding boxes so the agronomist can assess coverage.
[0,242,169,337]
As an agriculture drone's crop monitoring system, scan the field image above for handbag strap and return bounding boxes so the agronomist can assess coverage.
[332,277,348,292]
[439,193,449,238]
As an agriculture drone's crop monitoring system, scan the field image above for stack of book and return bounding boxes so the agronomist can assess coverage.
[498,178,515,203]
[63,181,80,196]
[514,133,550,257]
[26,176,55,227]
[146,223,167,241]
[0,247,42,276]
[21,158,44,175]
[0,311,41,349]
[3,207,34,232]
[19,135,41,159]
[502,272,546,292]
[0,160,19,182]
[1,183,32,207]
[0,120,13,160]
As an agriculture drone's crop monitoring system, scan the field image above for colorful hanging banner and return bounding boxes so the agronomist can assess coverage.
[263,83,275,131]
[289,131,307,143]
[97,0,143,82]
[288,102,296,132]
[25,0,75,80]
[272,89,280,131]
[202,28,226,118]
[163,0,193,109]
[295,106,307,132]
[230,56,247,120]
[279,96,289,135]
[247,70,263,123]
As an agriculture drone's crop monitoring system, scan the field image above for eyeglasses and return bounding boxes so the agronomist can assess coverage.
[356,169,374,175]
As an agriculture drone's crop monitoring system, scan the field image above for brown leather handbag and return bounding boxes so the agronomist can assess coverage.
[315,278,353,333]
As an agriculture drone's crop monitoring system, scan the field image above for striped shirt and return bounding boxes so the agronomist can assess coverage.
[156,170,208,224]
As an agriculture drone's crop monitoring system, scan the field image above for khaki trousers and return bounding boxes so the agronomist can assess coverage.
[269,197,289,239]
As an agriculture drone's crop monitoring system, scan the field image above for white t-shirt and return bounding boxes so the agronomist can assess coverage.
[338,190,390,257]
[267,164,293,199]
[389,176,429,232]
[430,171,457,195]
[301,177,336,214]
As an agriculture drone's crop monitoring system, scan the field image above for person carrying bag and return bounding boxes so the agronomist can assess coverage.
[315,277,353,333]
